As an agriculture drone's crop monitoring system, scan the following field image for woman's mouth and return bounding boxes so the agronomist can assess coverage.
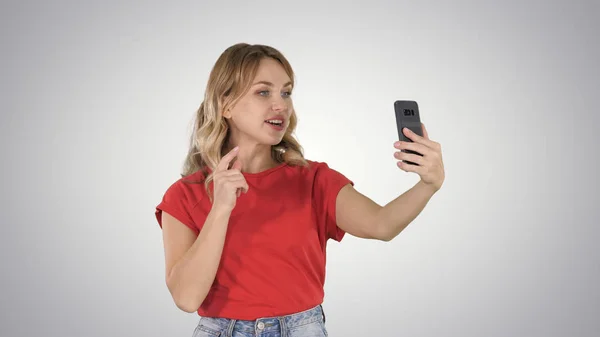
[265,119,284,131]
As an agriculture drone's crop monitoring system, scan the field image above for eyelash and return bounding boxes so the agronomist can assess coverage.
[258,90,292,97]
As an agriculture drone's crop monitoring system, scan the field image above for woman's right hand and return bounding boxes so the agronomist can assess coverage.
[211,146,249,213]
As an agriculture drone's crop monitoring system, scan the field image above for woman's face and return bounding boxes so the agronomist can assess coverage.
[223,57,294,147]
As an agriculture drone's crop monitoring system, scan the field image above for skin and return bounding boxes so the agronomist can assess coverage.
[161,57,446,312]
[336,125,445,241]
[222,57,294,174]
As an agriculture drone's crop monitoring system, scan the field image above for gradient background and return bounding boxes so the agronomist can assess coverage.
[1,0,599,336]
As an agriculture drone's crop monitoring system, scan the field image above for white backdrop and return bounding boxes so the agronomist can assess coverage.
[1,0,599,336]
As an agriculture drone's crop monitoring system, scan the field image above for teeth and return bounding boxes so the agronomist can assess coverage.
[266,120,283,125]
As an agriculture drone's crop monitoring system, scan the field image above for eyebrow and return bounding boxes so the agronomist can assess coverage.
[252,80,293,87]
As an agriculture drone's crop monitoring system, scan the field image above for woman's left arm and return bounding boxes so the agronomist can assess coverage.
[335,124,445,241]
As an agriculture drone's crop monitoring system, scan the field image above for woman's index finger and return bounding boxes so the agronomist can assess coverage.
[216,146,239,172]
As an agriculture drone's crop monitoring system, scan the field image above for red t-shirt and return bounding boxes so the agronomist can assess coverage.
[155,160,353,320]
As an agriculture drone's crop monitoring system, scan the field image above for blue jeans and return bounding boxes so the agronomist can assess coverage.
[192,304,328,337]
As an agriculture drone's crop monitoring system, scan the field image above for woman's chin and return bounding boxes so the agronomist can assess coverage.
[262,133,286,145]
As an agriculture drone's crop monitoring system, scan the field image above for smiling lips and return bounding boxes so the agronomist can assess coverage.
[265,117,285,131]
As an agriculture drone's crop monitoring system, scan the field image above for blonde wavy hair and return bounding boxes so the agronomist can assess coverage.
[181,43,308,201]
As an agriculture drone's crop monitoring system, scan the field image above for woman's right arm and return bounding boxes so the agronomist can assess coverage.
[161,206,231,313]
[161,146,248,313]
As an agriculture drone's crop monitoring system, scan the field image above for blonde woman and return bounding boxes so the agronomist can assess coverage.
[155,43,445,337]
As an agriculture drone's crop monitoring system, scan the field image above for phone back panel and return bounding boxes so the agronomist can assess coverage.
[394,100,423,165]
[394,100,422,142]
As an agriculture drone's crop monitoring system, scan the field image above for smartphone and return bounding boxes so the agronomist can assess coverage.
[394,100,423,165]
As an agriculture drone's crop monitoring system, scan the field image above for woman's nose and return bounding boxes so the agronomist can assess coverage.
[271,97,288,111]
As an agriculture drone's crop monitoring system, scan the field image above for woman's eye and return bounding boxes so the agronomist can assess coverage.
[257,90,292,97]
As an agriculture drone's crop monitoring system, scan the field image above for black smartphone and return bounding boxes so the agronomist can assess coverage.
[394,100,423,165]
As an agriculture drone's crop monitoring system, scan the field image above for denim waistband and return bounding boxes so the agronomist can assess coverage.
[196,304,325,335]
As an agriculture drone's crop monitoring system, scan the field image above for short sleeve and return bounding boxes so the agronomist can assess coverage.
[313,162,354,242]
[155,180,199,235]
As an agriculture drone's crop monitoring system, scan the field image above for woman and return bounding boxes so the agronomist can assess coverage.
[155,43,445,337]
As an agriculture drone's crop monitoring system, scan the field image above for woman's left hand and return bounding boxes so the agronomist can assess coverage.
[393,123,445,192]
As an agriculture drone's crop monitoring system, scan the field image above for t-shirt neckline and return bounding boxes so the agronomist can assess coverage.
[241,162,288,178]
[205,162,288,178]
